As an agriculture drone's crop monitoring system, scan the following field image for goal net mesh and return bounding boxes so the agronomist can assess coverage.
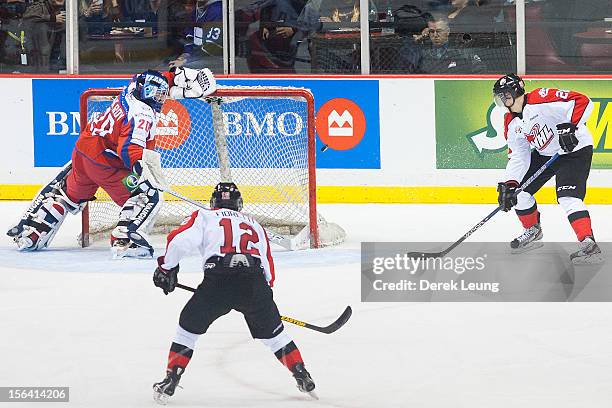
[82,87,345,248]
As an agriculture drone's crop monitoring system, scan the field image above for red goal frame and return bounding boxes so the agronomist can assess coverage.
[79,87,319,248]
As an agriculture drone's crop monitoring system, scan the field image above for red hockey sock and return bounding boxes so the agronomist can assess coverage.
[167,342,193,372]
[568,211,593,241]
[516,205,539,229]
[274,341,304,372]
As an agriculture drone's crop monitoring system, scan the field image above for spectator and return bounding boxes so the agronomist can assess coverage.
[79,0,109,36]
[237,0,307,73]
[414,13,486,73]
[168,0,222,70]
[0,0,27,72]
[23,0,66,72]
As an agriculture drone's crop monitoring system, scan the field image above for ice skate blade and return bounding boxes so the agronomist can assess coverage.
[571,253,605,265]
[153,391,169,405]
[307,390,319,400]
[511,241,544,254]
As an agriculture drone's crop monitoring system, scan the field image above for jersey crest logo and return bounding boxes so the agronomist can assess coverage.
[525,123,555,150]
[538,88,549,97]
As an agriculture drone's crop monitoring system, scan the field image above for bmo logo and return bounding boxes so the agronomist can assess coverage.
[223,111,304,137]
[316,98,366,151]
[46,111,80,136]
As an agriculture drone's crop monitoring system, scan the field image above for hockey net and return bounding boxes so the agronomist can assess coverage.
[79,87,345,249]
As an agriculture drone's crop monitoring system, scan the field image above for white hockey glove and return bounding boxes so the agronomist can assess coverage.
[169,67,217,99]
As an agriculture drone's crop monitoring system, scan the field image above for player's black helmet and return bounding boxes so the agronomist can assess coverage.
[210,182,243,211]
[493,73,525,108]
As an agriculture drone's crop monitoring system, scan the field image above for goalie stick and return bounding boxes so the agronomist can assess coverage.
[177,283,352,334]
[407,153,559,259]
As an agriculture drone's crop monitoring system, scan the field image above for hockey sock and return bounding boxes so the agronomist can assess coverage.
[261,329,304,372]
[167,342,193,372]
[274,341,304,372]
[515,203,539,229]
[568,211,593,242]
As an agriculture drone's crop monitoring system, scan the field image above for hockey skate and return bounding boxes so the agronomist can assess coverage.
[110,237,153,259]
[570,237,604,265]
[510,223,543,254]
[110,227,154,259]
[291,362,318,400]
[153,367,183,405]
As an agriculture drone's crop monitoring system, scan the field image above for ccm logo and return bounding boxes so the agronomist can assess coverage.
[557,185,577,191]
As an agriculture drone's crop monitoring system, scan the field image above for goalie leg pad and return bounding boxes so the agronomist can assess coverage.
[7,162,74,239]
[11,184,85,251]
[111,189,163,259]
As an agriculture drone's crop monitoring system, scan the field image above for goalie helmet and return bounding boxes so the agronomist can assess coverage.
[210,182,243,212]
[493,73,525,108]
[133,70,169,112]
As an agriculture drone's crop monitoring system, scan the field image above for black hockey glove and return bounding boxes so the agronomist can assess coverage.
[497,180,519,212]
[153,256,179,295]
[557,123,578,153]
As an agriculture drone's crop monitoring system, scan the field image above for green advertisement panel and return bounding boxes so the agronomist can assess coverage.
[435,80,612,169]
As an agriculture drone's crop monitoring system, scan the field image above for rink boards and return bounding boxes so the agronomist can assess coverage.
[0,75,610,203]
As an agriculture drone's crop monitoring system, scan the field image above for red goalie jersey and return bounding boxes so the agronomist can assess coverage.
[160,208,276,286]
[76,72,174,170]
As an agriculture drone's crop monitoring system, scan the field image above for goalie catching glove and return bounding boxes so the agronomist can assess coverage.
[169,67,217,99]
[153,256,179,295]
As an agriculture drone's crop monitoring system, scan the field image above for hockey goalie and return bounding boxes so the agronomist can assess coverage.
[7,67,217,258]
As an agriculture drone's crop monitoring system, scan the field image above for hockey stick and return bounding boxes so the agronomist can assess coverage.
[176,283,352,334]
[407,153,559,259]
[160,188,300,251]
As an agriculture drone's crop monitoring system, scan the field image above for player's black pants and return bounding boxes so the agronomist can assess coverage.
[179,266,282,340]
[520,146,593,201]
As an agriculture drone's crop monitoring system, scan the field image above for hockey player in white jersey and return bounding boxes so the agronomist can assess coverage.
[151,182,316,404]
[493,73,602,264]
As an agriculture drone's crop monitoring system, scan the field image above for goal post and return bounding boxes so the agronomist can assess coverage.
[79,86,345,249]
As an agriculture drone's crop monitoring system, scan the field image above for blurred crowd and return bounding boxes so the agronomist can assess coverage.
[0,0,608,74]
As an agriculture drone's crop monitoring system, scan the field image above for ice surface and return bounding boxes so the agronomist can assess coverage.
[1,202,612,407]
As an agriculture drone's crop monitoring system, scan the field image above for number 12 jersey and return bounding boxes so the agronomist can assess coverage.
[160,208,276,286]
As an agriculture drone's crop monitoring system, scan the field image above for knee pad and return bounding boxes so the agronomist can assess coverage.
[260,326,291,353]
[515,191,536,211]
[173,325,200,350]
[558,196,587,216]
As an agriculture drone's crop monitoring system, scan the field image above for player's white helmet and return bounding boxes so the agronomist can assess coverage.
[133,70,169,112]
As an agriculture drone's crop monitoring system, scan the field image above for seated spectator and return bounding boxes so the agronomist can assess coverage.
[23,0,66,72]
[295,0,377,73]
[168,0,222,70]
[236,0,307,73]
[0,0,27,72]
[414,13,486,73]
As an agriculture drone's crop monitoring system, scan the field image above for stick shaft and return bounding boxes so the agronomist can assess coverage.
[176,283,350,334]
[411,153,559,258]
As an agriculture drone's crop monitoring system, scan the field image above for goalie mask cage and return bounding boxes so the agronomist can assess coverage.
[79,87,346,249]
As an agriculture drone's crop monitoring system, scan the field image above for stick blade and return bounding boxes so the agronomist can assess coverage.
[406,251,443,259]
[319,306,352,334]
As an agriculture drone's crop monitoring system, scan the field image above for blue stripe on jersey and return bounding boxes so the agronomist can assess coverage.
[121,118,136,168]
